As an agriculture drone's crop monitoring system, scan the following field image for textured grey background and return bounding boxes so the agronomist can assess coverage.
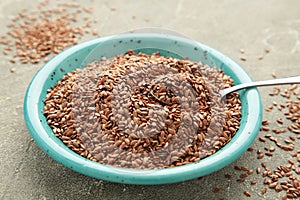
[1,0,300,199]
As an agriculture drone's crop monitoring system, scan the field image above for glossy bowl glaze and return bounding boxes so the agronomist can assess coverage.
[24,32,262,185]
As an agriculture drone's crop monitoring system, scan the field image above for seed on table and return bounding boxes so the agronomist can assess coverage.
[259,137,266,142]
[240,56,247,61]
[257,167,261,174]
[44,57,49,62]
[224,174,232,179]
[240,173,248,178]
[264,178,271,184]
[284,139,293,144]
[243,191,251,197]
[247,147,254,152]
[261,187,267,195]
[261,126,270,131]
[265,152,273,157]
[275,184,282,192]
[257,149,262,154]
[9,68,16,73]
[239,48,245,53]
[241,166,249,171]
[258,55,264,60]
[237,178,245,183]
[277,118,284,124]
[269,182,277,188]
[262,119,269,125]
[213,188,221,193]
[257,153,264,159]
[265,48,270,53]
[269,146,275,152]
[251,180,257,185]
[289,136,296,141]
[282,194,287,200]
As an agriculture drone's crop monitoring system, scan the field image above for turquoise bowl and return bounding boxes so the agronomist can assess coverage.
[24,32,262,185]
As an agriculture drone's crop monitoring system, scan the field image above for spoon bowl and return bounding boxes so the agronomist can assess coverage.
[220,76,300,98]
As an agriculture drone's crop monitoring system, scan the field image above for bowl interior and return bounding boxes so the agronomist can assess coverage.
[24,32,262,185]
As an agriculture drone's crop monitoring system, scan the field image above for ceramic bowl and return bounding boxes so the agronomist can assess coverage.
[24,31,262,184]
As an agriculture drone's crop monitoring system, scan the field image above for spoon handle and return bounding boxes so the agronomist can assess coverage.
[220,75,300,98]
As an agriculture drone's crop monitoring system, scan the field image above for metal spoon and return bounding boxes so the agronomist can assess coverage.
[219,75,300,98]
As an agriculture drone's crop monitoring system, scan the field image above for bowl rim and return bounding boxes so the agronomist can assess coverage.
[24,32,262,185]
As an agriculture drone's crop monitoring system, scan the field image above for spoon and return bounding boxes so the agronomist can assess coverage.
[219,75,300,98]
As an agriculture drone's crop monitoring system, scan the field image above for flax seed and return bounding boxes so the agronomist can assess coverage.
[43,51,242,169]
[243,191,251,197]
[240,56,247,61]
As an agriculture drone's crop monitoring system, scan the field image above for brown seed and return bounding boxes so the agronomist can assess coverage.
[257,153,264,159]
[239,48,245,53]
[243,191,251,197]
[44,57,49,62]
[240,173,248,178]
[277,118,284,124]
[265,152,273,157]
[240,56,247,61]
[224,174,232,179]
[213,188,221,193]
[247,146,254,152]
[265,48,270,53]
[261,187,267,195]
[9,68,16,73]
[282,194,287,200]
[258,55,264,60]
[257,167,261,174]
[237,178,245,183]
[250,180,257,185]
[9,59,16,63]
[259,137,267,142]
[269,181,277,188]
[261,126,270,131]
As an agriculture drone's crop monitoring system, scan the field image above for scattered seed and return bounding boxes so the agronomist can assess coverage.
[257,167,261,174]
[277,118,284,124]
[0,2,99,64]
[243,190,251,197]
[224,174,232,179]
[9,68,16,73]
[261,187,267,195]
[259,137,267,142]
[239,48,245,54]
[213,188,221,193]
[250,180,257,185]
[240,56,247,61]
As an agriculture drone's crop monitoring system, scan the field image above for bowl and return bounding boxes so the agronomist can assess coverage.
[24,31,262,185]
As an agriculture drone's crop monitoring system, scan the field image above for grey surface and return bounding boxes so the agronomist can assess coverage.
[1,0,300,199]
